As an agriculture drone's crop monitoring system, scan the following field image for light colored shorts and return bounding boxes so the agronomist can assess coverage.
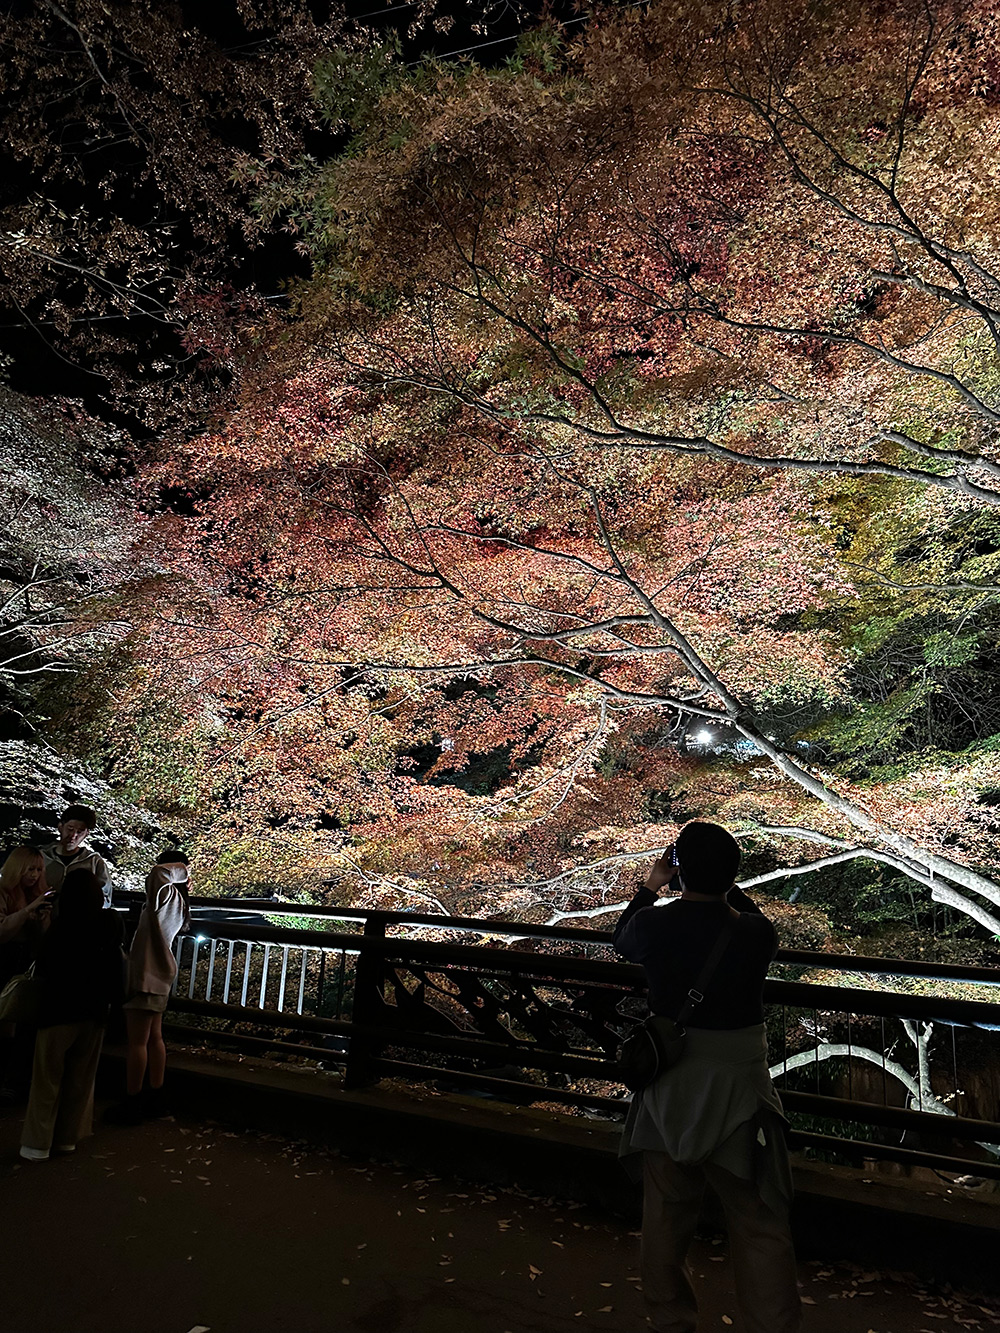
[122,991,168,1014]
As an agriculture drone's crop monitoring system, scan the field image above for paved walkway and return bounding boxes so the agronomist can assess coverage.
[1,1103,998,1333]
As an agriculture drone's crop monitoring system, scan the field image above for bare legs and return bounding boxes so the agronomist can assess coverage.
[125,1011,166,1095]
[105,1009,168,1125]
[147,1012,166,1088]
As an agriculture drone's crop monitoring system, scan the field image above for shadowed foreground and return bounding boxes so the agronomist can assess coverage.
[1,1104,998,1333]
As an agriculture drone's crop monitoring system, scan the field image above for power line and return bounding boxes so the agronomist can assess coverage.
[407,12,592,65]
[350,0,646,68]
[350,1,420,21]
[407,30,530,64]
[397,3,646,67]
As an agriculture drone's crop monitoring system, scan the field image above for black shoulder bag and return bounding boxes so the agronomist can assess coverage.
[616,913,739,1092]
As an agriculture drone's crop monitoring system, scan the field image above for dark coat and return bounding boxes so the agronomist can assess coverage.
[35,909,124,1028]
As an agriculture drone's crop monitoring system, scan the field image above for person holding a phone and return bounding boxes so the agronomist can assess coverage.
[0,847,54,947]
[612,821,800,1333]
[0,847,55,1097]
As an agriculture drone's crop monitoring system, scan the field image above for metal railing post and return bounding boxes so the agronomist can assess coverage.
[344,918,387,1090]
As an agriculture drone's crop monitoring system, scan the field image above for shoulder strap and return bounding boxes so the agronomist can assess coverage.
[676,912,739,1026]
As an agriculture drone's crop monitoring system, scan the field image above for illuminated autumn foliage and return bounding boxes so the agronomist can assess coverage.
[26,0,1000,945]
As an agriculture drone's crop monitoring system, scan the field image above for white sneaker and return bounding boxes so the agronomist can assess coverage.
[53,1144,76,1154]
[19,1146,49,1161]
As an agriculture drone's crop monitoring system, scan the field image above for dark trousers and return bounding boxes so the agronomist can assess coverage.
[641,1149,802,1333]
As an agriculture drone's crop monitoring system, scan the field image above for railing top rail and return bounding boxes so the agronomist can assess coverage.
[176,918,644,983]
[118,892,614,944]
[764,976,1000,1028]
[171,917,1000,1026]
[113,891,1000,987]
[775,947,1000,986]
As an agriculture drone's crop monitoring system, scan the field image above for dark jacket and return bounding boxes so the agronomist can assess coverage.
[34,908,124,1028]
[612,884,778,1029]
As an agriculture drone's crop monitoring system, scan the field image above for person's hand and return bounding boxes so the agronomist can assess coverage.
[25,892,56,916]
[643,851,679,896]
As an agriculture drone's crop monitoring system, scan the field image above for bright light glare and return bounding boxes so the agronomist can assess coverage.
[696,730,714,744]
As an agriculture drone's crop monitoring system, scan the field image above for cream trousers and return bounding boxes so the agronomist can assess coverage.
[21,1020,105,1152]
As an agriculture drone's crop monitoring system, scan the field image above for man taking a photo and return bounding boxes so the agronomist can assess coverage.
[613,820,801,1333]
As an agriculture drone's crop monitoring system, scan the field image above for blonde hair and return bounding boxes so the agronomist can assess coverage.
[0,847,48,911]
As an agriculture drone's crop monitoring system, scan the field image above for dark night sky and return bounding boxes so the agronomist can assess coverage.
[0,0,581,425]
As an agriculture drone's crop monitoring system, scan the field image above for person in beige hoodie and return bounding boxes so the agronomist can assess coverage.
[107,851,190,1124]
[39,804,111,906]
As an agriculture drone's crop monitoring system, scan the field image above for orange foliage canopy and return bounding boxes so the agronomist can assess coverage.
[121,0,1000,926]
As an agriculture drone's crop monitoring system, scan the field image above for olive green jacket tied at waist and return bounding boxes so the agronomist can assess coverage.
[620,1023,792,1218]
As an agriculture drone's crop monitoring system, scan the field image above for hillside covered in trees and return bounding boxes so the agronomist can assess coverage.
[4,0,1000,965]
